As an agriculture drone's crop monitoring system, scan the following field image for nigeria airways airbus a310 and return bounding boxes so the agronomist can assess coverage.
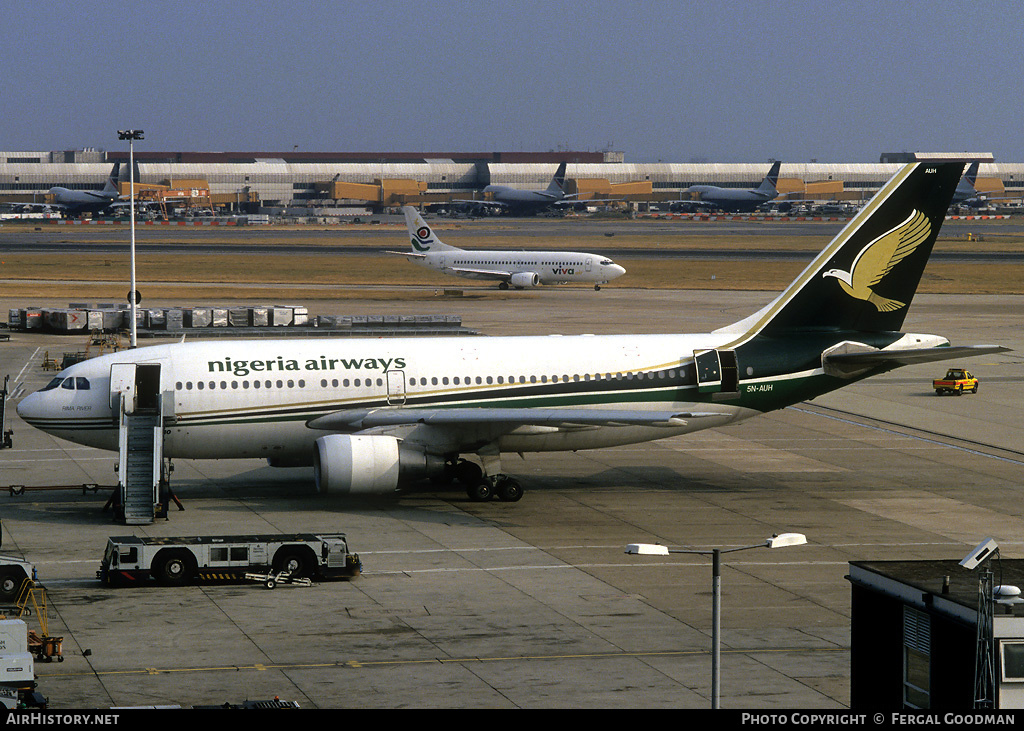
[17,159,1007,503]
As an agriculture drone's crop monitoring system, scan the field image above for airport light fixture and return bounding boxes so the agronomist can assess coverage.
[961,538,1000,708]
[117,130,144,347]
[625,532,807,709]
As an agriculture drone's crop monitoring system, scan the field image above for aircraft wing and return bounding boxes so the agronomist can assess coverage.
[0,201,64,211]
[447,266,512,281]
[382,253,511,280]
[2,198,128,212]
[823,344,1009,378]
[671,199,716,210]
[552,197,624,207]
[307,407,722,432]
[451,199,507,208]
[447,197,624,210]
[961,194,1023,204]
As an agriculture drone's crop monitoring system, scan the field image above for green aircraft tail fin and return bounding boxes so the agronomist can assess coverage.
[730,161,966,336]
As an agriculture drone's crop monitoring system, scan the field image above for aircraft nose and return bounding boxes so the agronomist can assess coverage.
[16,391,42,422]
[610,264,626,278]
[15,387,47,421]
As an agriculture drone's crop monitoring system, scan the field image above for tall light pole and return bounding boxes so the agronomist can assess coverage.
[117,129,144,348]
[626,532,807,709]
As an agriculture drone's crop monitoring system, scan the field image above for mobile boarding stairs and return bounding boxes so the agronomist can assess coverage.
[108,362,180,525]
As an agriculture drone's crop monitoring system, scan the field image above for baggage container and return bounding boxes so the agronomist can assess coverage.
[185,308,212,328]
[228,308,249,327]
[211,308,229,327]
[270,307,292,326]
[165,309,183,330]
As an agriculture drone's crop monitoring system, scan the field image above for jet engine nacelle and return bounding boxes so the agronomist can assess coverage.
[313,434,445,494]
[509,271,540,288]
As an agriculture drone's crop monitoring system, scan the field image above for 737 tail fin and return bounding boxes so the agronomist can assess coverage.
[403,206,460,253]
[725,160,966,336]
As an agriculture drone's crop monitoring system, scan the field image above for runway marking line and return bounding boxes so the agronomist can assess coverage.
[35,645,848,681]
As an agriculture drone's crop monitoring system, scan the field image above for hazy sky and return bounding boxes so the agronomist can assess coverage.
[4,0,1022,163]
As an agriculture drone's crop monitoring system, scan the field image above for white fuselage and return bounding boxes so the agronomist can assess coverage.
[418,250,626,286]
[17,332,753,461]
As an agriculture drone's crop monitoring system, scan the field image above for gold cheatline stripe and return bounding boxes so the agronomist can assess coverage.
[182,358,694,420]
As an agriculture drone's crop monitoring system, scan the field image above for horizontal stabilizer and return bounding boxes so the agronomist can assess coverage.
[384,250,426,258]
[307,407,723,431]
[823,344,1009,378]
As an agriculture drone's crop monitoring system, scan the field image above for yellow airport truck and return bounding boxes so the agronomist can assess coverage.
[98,533,360,587]
[932,368,979,396]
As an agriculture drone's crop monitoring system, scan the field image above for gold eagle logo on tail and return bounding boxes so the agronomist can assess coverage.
[822,209,931,312]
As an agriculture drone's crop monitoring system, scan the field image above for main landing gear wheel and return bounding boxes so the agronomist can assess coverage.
[495,476,523,502]
[467,480,493,502]
[466,475,523,502]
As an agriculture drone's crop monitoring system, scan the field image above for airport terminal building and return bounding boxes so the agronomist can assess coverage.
[2,148,1023,215]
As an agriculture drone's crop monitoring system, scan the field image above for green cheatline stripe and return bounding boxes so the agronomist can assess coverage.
[172,373,829,429]
[20,419,114,431]
[26,372,830,432]
[176,386,695,428]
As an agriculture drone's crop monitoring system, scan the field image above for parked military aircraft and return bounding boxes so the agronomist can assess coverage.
[453,162,616,215]
[5,164,129,217]
[950,161,1020,209]
[681,160,782,212]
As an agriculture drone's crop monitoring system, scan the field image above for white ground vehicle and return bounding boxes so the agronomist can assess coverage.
[98,533,360,586]
[0,557,35,601]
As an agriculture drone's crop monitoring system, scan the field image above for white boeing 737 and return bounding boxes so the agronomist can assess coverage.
[390,206,626,290]
[16,160,1006,503]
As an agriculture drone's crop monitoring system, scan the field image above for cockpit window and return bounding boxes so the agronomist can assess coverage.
[41,377,63,392]
[56,377,90,391]
[600,259,613,266]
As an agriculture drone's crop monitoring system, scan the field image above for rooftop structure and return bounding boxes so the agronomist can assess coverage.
[849,558,1024,709]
